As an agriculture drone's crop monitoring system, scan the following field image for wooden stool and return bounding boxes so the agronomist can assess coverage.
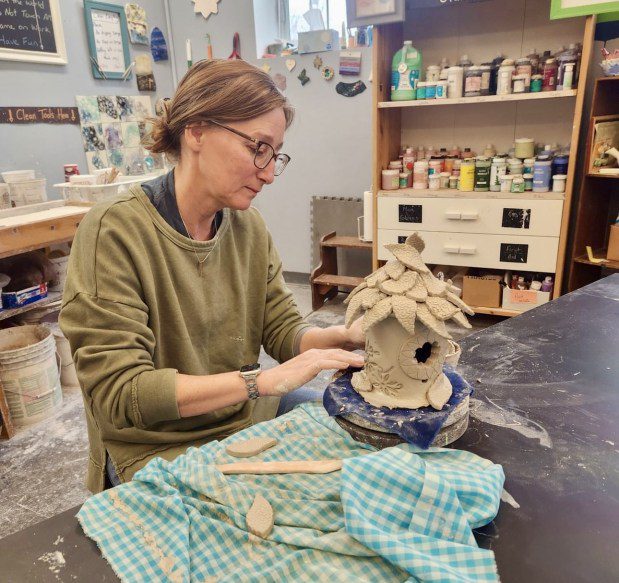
[310,231,372,310]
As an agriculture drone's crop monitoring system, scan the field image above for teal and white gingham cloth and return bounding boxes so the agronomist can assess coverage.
[78,403,504,582]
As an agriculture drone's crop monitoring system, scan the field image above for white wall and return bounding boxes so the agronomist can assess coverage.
[0,0,175,186]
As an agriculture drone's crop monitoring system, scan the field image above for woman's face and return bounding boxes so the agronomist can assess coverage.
[187,107,287,212]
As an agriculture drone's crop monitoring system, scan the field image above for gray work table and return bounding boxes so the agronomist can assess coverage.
[0,275,617,582]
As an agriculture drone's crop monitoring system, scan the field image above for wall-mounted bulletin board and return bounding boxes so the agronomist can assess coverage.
[551,0,619,20]
[83,0,132,80]
[0,0,67,65]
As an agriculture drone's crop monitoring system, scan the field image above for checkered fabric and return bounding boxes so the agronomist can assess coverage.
[78,403,504,582]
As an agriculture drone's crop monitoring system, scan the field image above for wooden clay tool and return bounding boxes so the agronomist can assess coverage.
[216,459,343,475]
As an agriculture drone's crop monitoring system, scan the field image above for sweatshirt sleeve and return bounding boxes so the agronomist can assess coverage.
[261,232,312,363]
[59,205,180,430]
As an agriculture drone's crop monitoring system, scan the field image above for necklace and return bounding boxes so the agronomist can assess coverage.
[178,209,214,277]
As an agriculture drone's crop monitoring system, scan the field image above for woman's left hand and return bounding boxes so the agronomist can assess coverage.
[345,317,365,350]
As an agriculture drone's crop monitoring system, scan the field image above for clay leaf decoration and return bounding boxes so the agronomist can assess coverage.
[351,370,372,392]
[365,266,389,288]
[362,296,393,332]
[192,0,220,19]
[445,291,476,316]
[384,260,406,281]
[405,232,426,253]
[246,494,274,539]
[405,278,428,303]
[384,243,430,274]
[344,287,383,327]
[378,270,418,296]
[421,272,448,297]
[391,295,417,335]
[225,436,277,458]
[425,296,460,321]
[450,310,473,329]
[417,304,451,340]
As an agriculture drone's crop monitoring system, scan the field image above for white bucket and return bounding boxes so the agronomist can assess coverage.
[48,255,70,292]
[0,325,62,426]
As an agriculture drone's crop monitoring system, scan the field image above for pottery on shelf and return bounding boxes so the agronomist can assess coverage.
[344,233,474,411]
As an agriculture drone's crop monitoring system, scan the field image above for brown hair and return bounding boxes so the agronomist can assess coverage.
[144,59,294,160]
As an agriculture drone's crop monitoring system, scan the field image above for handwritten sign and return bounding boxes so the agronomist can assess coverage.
[509,289,537,304]
[0,0,56,53]
[500,243,529,264]
[398,204,423,223]
[91,8,125,74]
[0,106,79,124]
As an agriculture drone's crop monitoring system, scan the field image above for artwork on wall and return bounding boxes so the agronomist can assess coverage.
[346,0,404,27]
[124,3,149,44]
[76,95,163,175]
[192,0,221,20]
[135,55,156,91]
[84,0,132,80]
[0,0,67,65]
[550,0,619,20]
[150,27,169,61]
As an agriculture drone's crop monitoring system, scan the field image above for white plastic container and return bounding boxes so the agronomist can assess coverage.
[552,174,567,193]
[446,66,464,98]
[1,170,35,183]
[497,61,515,95]
[8,178,47,207]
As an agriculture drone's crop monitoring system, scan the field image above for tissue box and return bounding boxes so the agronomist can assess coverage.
[298,30,339,54]
[2,283,48,309]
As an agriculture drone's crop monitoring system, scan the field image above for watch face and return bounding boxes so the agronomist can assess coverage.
[240,363,260,374]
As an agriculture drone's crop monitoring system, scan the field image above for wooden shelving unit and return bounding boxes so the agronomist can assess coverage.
[371,1,596,316]
[378,89,578,109]
[567,76,619,291]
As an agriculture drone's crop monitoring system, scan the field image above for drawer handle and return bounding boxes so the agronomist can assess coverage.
[459,245,477,254]
[444,244,460,254]
[460,212,479,220]
[445,210,461,220]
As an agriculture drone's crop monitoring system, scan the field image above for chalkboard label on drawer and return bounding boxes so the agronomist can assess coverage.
[398,235,408,244]
[502,208,531,229]
[500,243,529,263]
[398,204,422,223]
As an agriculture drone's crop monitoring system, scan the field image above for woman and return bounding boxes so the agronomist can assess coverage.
[60,59,365,493]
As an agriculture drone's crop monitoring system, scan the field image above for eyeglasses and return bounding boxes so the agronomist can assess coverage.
[207,120,291,176]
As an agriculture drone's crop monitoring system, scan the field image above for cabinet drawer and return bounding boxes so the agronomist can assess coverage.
[377,229,559,272]
[377,196,563,237]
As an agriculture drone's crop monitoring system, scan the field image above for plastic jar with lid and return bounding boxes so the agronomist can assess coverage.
[446,66,464,98]
[439,172,450,189]
[508,160,524,175]
[523,173,534,191]
[417,81,427,99]
[413,161,428,189]
[428,160,442,175]
[500,174,514,192]
[479,65,491,95]
[435,81,448,99]
[512,74,527,93]
[459,158,475,191]
[464,67,482,97]
[428,173,441,190]
[474,157,491,191]
[510,175,525,193]
[426,65,441,82]
[542,58,558,91]
[514,138,535,159]
[533,157,552,192]
[523,157,536,174]
[490,157,507,192]
[448,175,458,189]
[552,174,567,193]
[530,74,543,92]
[382,169,400,190]
[389,160,403,170]
[399,172,409,188]
[515,57,532,89]
[426,82,437,99]
[497,60,515,95]
[553,155,569,175]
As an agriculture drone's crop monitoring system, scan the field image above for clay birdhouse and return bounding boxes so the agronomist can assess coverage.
[344,233,475,411]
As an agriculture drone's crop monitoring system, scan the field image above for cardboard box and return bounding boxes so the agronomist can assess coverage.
[502,287,550,313]
[1,283,48,309]
[297,30,339,54]
[607,224,619,261]
[462,275,502,308]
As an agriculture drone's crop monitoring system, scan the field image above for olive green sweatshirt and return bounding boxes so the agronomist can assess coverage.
[59,186,311,493]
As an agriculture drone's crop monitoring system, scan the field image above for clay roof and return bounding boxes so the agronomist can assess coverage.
[344,233,474,339]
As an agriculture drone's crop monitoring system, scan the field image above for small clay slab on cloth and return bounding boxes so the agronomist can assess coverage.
[246,494,274,539]
[225,437,278,458]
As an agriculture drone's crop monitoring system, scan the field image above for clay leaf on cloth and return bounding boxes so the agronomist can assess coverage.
[246,494,274,538]
[391,295,417,335]
[192,0,220,19]
[384,244,430,274]
[384,260,407,281]
[416,304,451,339]
[363,296,393,332]
[225,437,277,458]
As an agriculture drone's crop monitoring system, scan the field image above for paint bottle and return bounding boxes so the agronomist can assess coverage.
[474,157,491,191]
[527,48,541,74]
[426,65,441,82]
[490,157,507,192]
[542,58,558,91]
[382,169,400,190]
[428,173,441,190]
[417,81,427,99]
[562,63,574,90]
[530,75,543,92]
[449,175,458,189]
[428,160,442,175]
[483,144,496,158]
[557,45,577,90]
[510,175,525,193]
[530,278,542,291]
[462,147,476,158]
[436,81,448,99]
[480,65,491,95]
[553,154,569,175]
[391,40,423,101]
[453,158,462,177]
[403,148,416,174]
[552,174,567,193]
[533,157,552,192]
[413,160,428,189]
[500,174,514,192]
[439,172,451,189]
[497,60,515,95]
[444,157,455,174]
[523,173,534,191]
[515,57,532,90]
[446,66,464,98]
[508,159,524,175]
[512,74,527,94]
[523,157,536,174]
[459,158,475,192]
[541,276,554,293]
[449,145,461,158]
[426,82,437,99]
[464,67,482,97]
[399,172,409,188]
[439,57,450,80]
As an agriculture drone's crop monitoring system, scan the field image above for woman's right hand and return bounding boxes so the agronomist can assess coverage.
[258,348,365,397]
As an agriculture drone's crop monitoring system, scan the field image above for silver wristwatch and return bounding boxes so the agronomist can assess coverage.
[240,363,261,400]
